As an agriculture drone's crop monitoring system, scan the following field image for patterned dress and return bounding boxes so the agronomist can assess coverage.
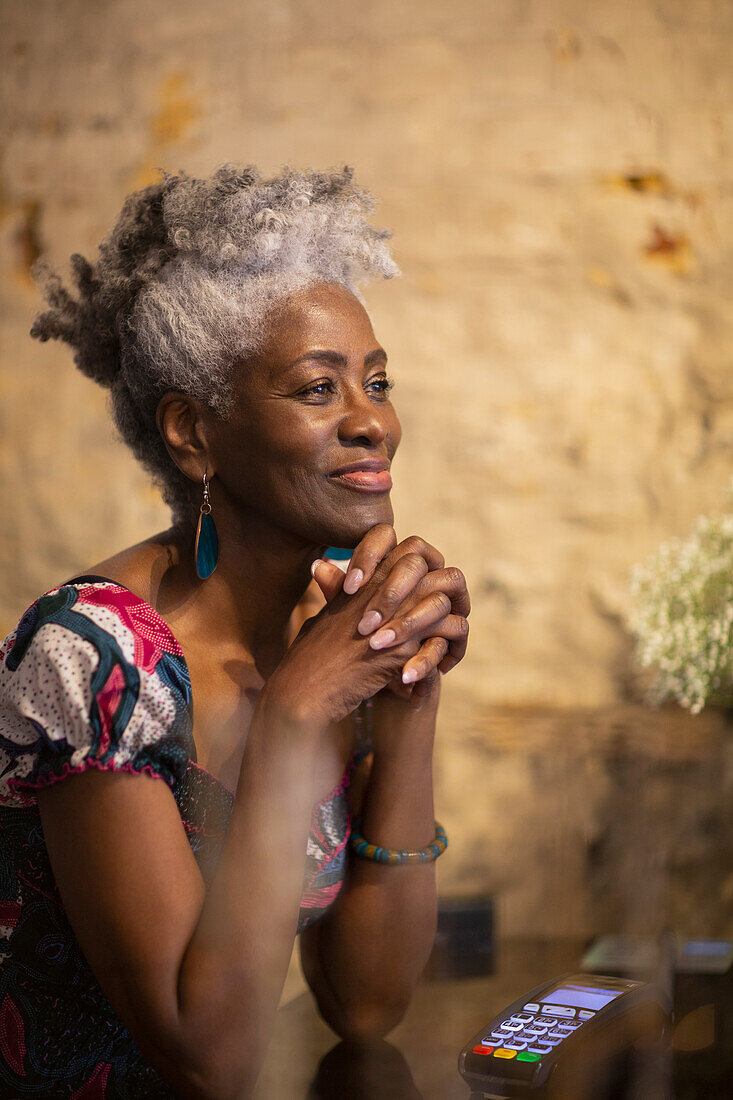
[0,576,371,1097]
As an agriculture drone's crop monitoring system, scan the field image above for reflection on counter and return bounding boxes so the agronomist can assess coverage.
[307,1040,424,1100]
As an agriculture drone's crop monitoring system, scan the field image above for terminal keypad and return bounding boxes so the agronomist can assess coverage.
[478,1004,590,1062]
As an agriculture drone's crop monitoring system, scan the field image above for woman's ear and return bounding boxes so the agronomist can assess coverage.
[156,392,215,481]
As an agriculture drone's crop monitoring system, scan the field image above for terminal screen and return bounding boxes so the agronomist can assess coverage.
[542,982,623,1012]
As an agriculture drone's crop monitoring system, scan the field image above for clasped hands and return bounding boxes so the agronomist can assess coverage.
[310,524,470,701]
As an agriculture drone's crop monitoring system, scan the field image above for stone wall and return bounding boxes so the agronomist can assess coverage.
[2,0,732,937]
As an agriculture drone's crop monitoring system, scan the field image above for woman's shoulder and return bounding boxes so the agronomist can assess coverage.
[3,573,185,672]
[9,527,184,656]
[0,573,193,807]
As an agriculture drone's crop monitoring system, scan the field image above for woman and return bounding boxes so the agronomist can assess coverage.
[0,165,470,1098]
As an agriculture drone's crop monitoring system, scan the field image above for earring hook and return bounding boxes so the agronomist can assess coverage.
[201,472,211,515]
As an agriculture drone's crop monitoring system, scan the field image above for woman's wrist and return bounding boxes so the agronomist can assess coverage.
[254,676,327,742]
[369,678,440,755]
[357,689,437,851]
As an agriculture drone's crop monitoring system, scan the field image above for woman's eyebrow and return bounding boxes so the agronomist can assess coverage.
[283,347,388,371]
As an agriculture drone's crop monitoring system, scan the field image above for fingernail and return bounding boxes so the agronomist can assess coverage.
[402,668,418,684]
[357,610,382,635]
[310,559,324,577]
[369,628,396,650]
[343,568,364,594]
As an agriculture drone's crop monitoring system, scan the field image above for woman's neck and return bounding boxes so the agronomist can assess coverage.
[153,514,326,677]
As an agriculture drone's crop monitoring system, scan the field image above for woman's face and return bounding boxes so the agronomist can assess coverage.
[209,282,402,549]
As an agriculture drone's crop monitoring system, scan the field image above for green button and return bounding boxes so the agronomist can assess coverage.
[517,1052,542,1062]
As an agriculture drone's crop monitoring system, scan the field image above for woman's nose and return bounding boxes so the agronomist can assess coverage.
[337,389,389,447]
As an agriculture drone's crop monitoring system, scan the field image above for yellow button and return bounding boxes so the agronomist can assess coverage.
[494,1048,517,1059]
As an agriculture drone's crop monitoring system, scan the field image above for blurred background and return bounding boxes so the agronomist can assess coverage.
[1,0,732,953]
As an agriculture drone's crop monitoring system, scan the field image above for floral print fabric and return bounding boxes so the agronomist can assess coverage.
[0,577,368,1097]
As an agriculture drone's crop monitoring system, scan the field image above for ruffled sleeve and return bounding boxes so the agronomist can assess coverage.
[0,581,193,806]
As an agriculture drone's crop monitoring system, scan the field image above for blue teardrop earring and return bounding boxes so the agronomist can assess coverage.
[195,472,219,579]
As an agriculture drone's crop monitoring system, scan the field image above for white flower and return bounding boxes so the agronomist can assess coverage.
[628,513,733,713]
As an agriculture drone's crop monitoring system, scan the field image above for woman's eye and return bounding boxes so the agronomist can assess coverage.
[301,380,334,397]
[368,376,395,396]
[299,376,394,399]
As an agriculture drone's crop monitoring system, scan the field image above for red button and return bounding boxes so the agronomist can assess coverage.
[473,1044,493,1055]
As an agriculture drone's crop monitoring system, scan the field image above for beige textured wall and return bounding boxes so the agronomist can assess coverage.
[2,0,732,937]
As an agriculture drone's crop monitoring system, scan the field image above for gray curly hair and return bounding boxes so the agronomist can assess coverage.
[31,164,399,528]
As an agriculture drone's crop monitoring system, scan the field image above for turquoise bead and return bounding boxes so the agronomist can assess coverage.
[195,511,219,579]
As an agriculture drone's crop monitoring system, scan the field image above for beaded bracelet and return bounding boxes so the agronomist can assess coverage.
[349,819,448,865]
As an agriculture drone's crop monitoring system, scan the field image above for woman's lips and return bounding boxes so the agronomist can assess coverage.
[331,469,393,493]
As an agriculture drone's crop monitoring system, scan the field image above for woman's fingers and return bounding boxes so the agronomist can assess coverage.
[370,598,469,678]
[421,566,471,618]
[359,565,470,638]
[437,651,461,675]
[356,553,430,635]
[442,618,469,670]
[316,533,470,685]
[310,558,347,603]
[371,608,468,654]
[388,534,445,574]
[401,636,449,685]
[367,592,451,648]
[343,530,445,597]
[354,541,448,634]
[341,524,398,595]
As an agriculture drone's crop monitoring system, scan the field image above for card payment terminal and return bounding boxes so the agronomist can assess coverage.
[459,972,671,1098]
